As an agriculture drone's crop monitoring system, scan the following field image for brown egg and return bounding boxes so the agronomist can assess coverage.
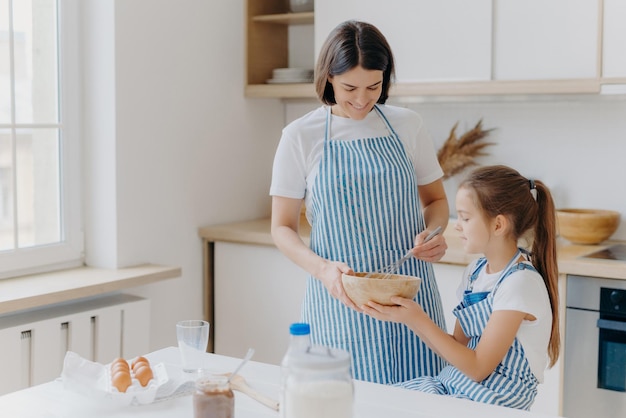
[111,361,130,373]
[112,370,132,393]
[134,364,153,387]
[111,357,127,366]
[131,356,150,370]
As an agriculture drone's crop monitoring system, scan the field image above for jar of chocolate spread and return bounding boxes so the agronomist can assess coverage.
[193,375,234,418]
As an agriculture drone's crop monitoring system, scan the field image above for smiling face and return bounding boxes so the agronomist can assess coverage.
[328,66,383,120]
[455,186,493,255]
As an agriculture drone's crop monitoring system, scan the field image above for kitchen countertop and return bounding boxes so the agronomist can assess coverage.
[199,218,626,280]
[0,346,561,418]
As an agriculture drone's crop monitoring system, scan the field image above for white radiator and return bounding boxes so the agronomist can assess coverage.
[0,293,150,395]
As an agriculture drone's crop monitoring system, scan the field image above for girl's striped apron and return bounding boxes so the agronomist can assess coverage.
[397,255,539,410]
[301,105,446,384]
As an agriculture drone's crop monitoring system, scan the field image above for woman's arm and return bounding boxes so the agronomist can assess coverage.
[271,196,359,311]
[413,179,449,262]
[363,297,525,382]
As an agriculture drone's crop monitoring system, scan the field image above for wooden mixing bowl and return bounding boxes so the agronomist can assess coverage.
[342,272,421,306]
[556,209,620,245]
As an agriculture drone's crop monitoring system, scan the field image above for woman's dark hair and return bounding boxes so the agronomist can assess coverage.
[315,20,395,105]
[459,165,560,367]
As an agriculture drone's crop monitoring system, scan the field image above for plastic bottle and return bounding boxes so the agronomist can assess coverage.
[279,322,311,418]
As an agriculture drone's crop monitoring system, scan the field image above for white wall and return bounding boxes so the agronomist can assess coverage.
[82,0,286,350]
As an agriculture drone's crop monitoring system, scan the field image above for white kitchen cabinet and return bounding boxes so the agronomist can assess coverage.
[602,0,626,78]
[213,242,307,365]
[493,0,599,80]
[315,0,492,83]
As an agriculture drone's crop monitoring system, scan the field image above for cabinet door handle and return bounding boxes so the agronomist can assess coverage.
[597,318,626,332]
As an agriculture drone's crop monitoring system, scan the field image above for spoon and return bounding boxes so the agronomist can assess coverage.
[227,348,255,384]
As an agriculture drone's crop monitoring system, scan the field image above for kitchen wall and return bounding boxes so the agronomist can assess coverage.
[81,0,284,350]
[80,0,626,352]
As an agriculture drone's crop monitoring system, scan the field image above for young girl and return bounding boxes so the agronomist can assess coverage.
[363,165,560,410]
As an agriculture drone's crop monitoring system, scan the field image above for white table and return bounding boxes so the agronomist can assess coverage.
[0,346,562,418]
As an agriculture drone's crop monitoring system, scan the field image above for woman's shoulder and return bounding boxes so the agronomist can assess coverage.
[378,104,422,121]
[377,104,424,133]
[283,106,327,136]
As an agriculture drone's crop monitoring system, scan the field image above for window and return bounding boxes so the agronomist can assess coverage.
[0,0,82,279]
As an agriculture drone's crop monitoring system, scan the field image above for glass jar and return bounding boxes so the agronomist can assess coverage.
[193,375,234,418]
[281,345,353,418]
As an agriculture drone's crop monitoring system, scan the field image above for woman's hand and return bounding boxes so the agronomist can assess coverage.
[412,228,447,263]
[361,296,425,325]
[316,260,361,312]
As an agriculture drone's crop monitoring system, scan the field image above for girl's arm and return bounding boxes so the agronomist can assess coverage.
[271,196,359,311]
[363,297,525,381]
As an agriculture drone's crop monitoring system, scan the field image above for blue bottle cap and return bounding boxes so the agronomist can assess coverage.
[289,322,310,336]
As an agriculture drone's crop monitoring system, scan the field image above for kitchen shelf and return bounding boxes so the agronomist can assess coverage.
[246,0,315,91]
[251,11,313,25]
[245,82,315,99]
[244,78,603,100]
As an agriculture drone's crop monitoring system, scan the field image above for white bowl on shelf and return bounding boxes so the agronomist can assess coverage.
[289,0,314,13]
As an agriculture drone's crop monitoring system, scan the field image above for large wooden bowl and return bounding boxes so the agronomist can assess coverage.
[556,209,620,245]
[342,272,421,306]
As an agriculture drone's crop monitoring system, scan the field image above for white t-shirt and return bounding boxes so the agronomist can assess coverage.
[455,259,552,382]
[270,105,443,219]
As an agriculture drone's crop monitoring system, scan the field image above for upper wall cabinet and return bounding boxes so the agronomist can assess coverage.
[603,0,626,79]
[315,0,492,83]
[245,0,623,98]
[493,0,599,80]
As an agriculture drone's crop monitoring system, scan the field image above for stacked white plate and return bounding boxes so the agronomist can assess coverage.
[267,68,314,84]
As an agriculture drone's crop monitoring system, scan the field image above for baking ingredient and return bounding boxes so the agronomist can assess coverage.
[132,356,149,369]
[112,370,132,393]
[109,355,154,391]
[134,364,154,387]
[284,380,353,418]
[193,376,234,418]
[111,362,130,374]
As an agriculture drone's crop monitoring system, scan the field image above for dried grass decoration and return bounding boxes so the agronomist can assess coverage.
[437,119,495,180]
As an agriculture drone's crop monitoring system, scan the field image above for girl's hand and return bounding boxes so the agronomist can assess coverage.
[411,229,447,263]
[317,260,361,312]
[362,296,425,325]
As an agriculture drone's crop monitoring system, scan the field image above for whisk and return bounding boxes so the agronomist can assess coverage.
[369,226,442,279]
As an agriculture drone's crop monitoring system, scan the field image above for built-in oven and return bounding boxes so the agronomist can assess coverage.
[564,274,626,418]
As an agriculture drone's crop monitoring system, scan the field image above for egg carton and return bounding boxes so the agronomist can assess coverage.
[61,351,169,407]
[105,360,168,406]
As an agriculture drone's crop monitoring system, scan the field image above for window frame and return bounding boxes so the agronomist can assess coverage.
[0,0,83,279]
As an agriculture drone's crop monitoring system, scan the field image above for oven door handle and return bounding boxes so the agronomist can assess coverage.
[597,318,626,332]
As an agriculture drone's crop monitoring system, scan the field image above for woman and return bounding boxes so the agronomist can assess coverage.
[270,20,449,383]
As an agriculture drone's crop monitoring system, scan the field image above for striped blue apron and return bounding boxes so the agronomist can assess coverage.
[301,105,446,384]
[397,254,539,410]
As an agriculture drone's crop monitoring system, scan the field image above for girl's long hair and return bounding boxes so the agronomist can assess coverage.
[460,165,560,366]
